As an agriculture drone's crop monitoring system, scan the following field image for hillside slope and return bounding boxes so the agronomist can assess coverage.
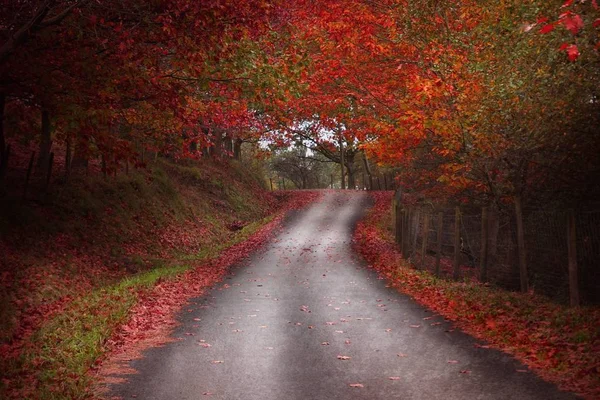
[0,158,311,398]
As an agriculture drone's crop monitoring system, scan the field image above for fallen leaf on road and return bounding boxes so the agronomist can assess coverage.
[447,360,459,364]
[211,360,224,364]
[397,353,407,357]
[321,342,330,345]
[460,370,471,374]
[349,383,364,388]
[410,325,420,328]
[389,377,401,380]
[337,355,351,360]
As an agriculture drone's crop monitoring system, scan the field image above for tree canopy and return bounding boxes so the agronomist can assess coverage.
[1,0,598,204]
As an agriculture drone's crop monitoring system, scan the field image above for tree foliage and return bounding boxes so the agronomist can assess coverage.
[1,0,598,204]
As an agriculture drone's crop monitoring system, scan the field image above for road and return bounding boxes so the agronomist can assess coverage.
[107,191,576,400]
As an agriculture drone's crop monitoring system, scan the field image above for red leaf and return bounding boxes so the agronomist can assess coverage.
[593,19,600,28]
[563,14,584,35]
[540,23,555,34]
[566,44,580,61]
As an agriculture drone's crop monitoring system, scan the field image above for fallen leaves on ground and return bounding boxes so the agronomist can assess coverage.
[353,191,600,400]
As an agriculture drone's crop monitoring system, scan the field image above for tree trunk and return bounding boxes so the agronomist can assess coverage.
[212,129,222,158]
[233,138,243,160]
[346,163,355,189]
[71,137,89,171]
[339,134,345,189]
[0,92,5,155]
[362,154,373,190]
[223,133,233,156]
[346,152,356,189]
[0,92,6,180]
[37,108,52,172]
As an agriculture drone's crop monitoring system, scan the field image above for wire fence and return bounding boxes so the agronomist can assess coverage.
[391,200,600,305]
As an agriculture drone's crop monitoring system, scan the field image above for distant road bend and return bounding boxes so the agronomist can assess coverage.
[108,191,576,400]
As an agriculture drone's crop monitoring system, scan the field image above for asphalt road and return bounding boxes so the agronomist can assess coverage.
[108,191,576,400]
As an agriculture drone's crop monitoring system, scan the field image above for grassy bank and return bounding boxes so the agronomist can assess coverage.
[0,157,289,398]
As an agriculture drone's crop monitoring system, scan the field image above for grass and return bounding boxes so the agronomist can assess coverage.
[0,157,279,399]
[1,212,276,399]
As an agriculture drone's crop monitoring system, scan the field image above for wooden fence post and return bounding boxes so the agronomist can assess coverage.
[421,213,429,267]
[567,209,580,307]
[330,174,334,189]
[402,208,410,257]
[436,211,443,277]
[270,178,273,191]
[412,209,420,263]
[480,207,489,282]
[453,207,461,280]
[395,203,402,244]
[514,196,529,293]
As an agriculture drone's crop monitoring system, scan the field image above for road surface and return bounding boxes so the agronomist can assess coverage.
[107,191,576,400]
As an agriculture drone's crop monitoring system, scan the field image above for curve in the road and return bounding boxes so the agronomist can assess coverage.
[107,191,577,400]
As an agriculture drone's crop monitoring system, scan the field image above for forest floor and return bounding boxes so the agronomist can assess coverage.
[353,191,600,400]
[0,156,318,399]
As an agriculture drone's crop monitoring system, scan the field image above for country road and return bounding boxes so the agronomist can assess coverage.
[107,191,576,400]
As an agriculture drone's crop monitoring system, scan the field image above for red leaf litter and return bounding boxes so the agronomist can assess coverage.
[94,191,320,388]
[353,192,600,400]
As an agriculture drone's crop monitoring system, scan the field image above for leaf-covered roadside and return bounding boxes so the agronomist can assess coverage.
[0,188,319,399]
[353,191,600,400]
